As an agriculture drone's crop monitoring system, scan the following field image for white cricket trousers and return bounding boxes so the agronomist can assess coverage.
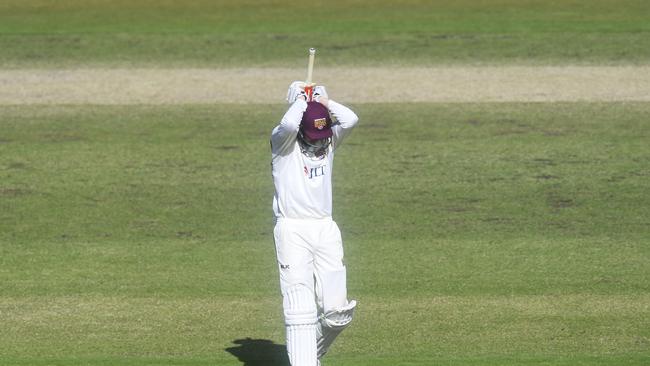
[273,217,349,366]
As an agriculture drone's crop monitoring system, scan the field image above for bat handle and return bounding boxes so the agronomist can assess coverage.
[304,85,314,102]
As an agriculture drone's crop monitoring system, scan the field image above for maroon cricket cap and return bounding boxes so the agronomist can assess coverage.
[300,101,332,140]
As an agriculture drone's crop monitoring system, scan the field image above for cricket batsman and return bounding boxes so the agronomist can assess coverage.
[270,79,359,366]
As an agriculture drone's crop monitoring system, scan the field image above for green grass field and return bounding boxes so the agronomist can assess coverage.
[1,0,650,67]
[1,1,650,365]
[2,104,649,365]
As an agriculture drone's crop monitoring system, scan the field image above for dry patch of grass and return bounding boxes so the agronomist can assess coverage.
[1,66,649,104]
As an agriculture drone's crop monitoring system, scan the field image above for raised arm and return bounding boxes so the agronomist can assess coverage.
[328,100,359,149]
[271,99,307,155]
[311,85,358,149]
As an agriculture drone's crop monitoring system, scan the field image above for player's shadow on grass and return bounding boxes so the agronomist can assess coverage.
[225,338,290,366]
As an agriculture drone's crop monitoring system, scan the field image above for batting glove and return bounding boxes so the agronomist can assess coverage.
[313,85,328,101]
[286,81,307,103]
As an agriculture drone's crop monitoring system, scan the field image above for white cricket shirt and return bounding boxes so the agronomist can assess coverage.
[271,99,358,219]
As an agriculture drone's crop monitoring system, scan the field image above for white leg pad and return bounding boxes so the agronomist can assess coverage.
[317,300,357,358]
[288,324,318,366]
[284,285,318,366]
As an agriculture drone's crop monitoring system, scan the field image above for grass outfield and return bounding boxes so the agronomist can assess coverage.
[1,0,650,67]
[2,0,649,365]
[1,103,649,365]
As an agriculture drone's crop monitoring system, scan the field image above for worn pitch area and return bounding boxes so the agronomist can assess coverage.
[1,66,649,104]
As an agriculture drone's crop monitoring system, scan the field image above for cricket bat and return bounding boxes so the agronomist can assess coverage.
[304,48,316,101]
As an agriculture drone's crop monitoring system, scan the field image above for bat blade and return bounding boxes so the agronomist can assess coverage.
[305,48,316,101]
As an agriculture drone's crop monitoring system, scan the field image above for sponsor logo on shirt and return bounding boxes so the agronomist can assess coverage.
[304,165,326,179]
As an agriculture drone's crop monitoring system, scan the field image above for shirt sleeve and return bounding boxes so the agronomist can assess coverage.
[271,99,308,155]
[329,100,359,150]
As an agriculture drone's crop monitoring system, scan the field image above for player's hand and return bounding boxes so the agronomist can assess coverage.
[286,81,307,103]
[314,85,329,107]
[313,85,328,101]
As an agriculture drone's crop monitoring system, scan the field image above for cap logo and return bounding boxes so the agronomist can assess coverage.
[313,118,327,130]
